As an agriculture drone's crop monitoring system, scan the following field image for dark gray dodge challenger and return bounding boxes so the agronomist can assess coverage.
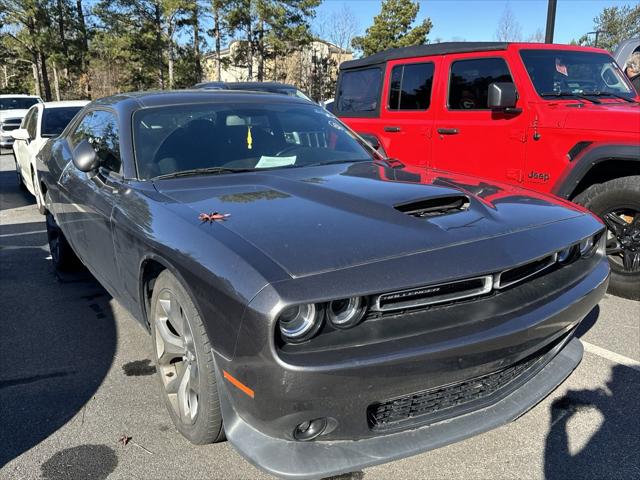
[37,90,609,479]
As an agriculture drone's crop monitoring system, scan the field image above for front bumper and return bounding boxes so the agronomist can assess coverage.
[219,337,583,479]
[215,252,609,479]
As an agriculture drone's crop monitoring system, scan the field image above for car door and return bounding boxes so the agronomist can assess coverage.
[432,54,526,183]
[379,57,440,166]
[60,109,123,294]
[14,106,38,185]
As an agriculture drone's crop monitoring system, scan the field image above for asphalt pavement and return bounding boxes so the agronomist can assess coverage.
[1,152,638,480]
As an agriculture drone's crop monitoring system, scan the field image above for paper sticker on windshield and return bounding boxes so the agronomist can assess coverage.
[555,58,568,76]
[329,120,345,130]
[255,156,296,169]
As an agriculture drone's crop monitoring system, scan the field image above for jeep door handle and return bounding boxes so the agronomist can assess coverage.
[437,128,459,135]
[384,126,401,133]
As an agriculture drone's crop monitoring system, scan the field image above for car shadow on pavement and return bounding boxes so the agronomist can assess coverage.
[0,223,117,468]
[543,364,640,479]
[0,169,36,210]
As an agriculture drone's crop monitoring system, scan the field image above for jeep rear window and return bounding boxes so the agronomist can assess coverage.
[520,49,635,99]
[388,62,435,110]
[449,58,513,110]
[337,67,382,115]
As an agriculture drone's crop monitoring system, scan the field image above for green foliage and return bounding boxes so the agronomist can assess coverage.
[577,4,640,51]
[351,0,432,57]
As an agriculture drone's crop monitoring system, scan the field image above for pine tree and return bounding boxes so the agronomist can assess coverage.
[351,0,432,57]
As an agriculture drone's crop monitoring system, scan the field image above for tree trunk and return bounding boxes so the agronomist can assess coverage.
[193,4,202,83]
[53,63,61,101]
[57,0,67,57]
[39,50,52,101]
[32,61,41,98]
[76,0,91,98]
[247,15,254,80]
[257,19,264,81]
[213,5,222,81]
[168,45,175,89]
[155,3,165,89]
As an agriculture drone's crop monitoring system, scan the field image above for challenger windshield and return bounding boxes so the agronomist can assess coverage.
[133,102,373,179]
[520,50,635,99]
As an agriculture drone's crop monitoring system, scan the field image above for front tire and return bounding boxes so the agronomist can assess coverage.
[33,170,46,215]
[45,202,81,272]
[574,176,640,300]
[150,270,225,444]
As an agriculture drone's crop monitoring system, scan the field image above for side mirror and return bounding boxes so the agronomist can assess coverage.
[487,82,519,110]
[72,139,100,172]
[11,128,30,141]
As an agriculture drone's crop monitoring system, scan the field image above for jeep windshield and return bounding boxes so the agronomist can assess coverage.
[520,49,636,100]
[133,102,374,180]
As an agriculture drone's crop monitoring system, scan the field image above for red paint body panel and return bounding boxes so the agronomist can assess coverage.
[338,43,640,197]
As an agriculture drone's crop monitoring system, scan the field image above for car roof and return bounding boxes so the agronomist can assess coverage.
[341,42,508,70]
[0,94,41,98]
[41,100,90,109]
[227,81,298,89]
[340,41,613,70]
[91,89,311,110]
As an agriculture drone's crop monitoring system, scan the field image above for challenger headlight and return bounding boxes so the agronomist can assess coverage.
[327,297,366,329]
[278,303,322,343]
[557,245,575,263]
[579,232,603,258]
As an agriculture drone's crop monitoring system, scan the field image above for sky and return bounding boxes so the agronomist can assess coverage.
[314,0,636,45]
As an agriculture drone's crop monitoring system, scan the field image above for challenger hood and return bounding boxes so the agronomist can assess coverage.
[154,163,586,277]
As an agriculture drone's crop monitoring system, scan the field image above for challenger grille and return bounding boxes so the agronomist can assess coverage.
[375,276,492,311]
[495,253,557,289]
[367,347,548,430]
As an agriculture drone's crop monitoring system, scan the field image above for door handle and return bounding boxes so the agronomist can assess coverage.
[384,126,401,133]
[437,128,459,135]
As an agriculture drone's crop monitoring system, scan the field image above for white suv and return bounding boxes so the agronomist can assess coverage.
[0,95,43,149]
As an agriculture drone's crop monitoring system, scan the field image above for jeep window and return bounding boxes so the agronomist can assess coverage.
[448,58,513,110]
[388,62,435,110]
[520,50,634,99]
[337,68,382,114]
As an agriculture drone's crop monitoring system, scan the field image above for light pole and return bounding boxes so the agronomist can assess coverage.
[545,0,557,43]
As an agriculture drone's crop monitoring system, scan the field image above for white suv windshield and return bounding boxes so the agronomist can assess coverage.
[520,50,635,100]
[0,97,40,110]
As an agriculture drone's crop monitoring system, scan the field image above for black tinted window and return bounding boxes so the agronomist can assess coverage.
[71,110,121,172]
[449,58,513,110]
[41,107,83,137]
[338,68,382,114]
[389,63,434,110]
[0,97,40,110]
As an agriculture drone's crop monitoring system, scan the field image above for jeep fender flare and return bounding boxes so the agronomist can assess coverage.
[552,144,640,199]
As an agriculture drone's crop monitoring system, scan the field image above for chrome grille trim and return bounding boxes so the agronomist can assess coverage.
[494,253,558,290]
[374,275,493,312]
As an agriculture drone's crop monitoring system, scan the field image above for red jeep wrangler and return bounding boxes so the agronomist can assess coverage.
[335,42,640,300]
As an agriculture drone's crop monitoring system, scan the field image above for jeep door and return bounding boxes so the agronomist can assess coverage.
[378,57,441,166]
[431,53,526,182]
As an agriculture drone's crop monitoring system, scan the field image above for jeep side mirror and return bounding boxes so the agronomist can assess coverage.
[72,139,100,172]
[488,82,519,111]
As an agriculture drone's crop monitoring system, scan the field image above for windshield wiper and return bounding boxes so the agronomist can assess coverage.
[540,91,601,104]
[152,166,255,180]
[581,90,636,103]
[296,159,368,168]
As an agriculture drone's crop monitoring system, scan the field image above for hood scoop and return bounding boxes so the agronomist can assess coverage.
[394,195,470,218]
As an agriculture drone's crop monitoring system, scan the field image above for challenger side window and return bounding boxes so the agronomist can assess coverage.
[337,67,382,115]
[70,110,122,172]
[388,62,435,110]
[448,58,513,110]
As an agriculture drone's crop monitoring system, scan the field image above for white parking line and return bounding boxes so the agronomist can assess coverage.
[582,341,640,372]
[0,230,46,238]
